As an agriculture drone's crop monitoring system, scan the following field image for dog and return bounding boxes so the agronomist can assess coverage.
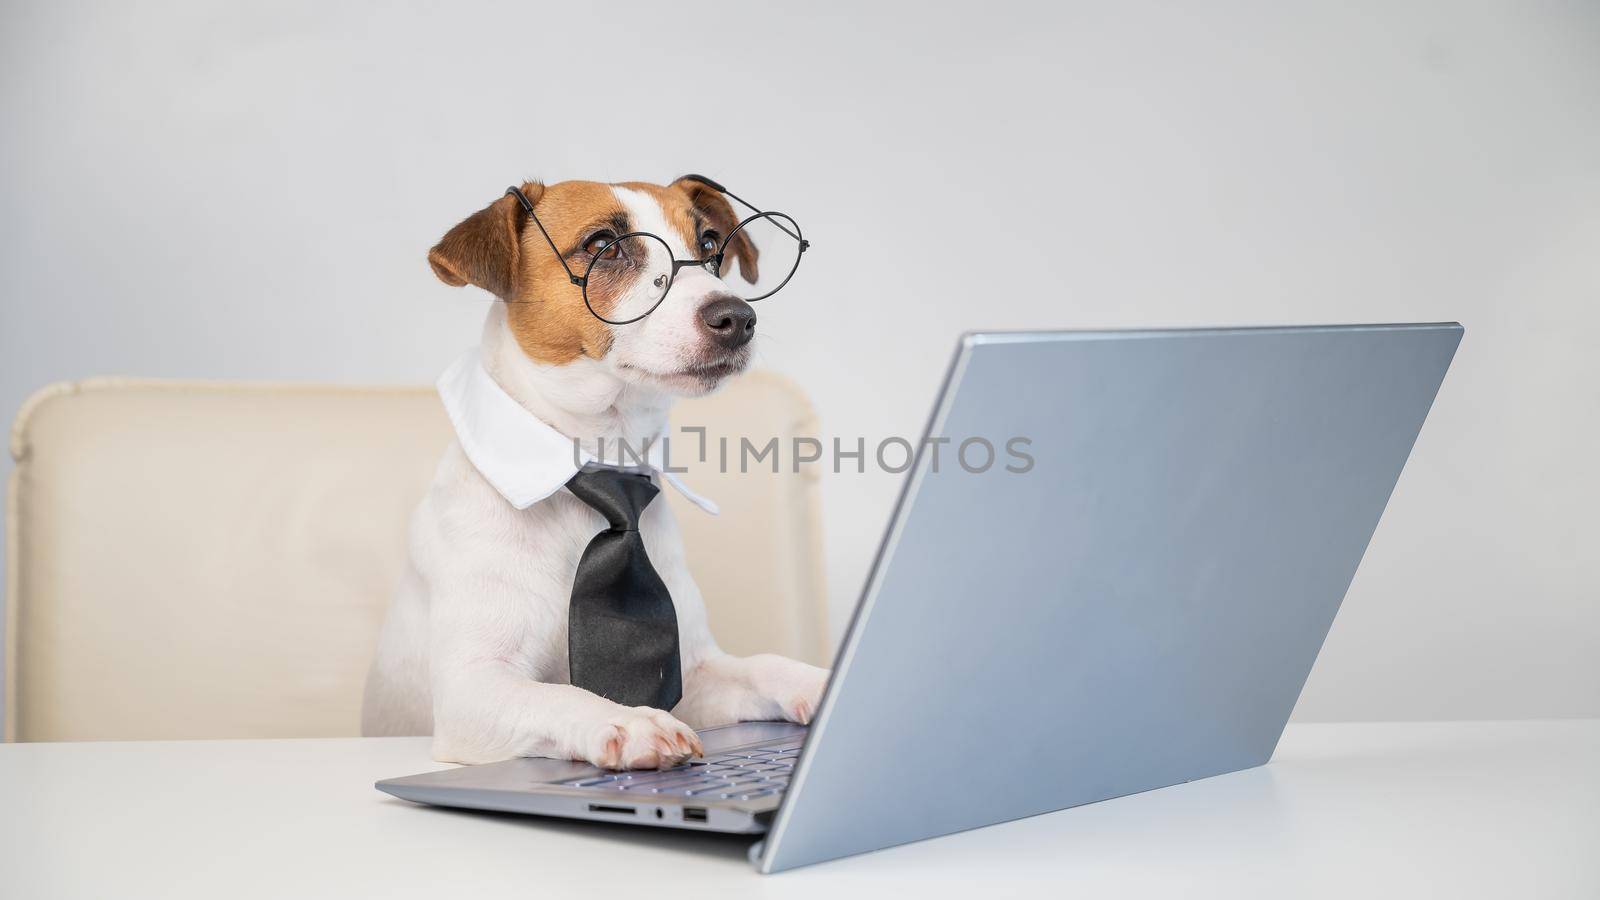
[360,176,829,769]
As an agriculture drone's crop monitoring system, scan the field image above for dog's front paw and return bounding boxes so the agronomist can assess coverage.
[583,707,704,770]
[766,662,829,726]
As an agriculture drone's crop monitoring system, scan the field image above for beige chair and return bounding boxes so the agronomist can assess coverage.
[5,373,828,742]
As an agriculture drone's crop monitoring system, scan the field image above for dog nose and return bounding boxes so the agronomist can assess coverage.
[698,295,757,350]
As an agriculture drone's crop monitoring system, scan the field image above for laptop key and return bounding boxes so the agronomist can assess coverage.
[614,775,676,787]
[629,768,712,783]
[620,777,699,791]
[620,778,691,791]
[656,777,720,787]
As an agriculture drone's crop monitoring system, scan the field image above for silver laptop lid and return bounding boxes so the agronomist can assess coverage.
[760,324,1462,872]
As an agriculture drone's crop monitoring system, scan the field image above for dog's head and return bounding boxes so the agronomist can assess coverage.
[428,177,761,397]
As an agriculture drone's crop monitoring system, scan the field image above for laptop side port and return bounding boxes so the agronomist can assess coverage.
[586,804,636,816]
[683,807,708,823]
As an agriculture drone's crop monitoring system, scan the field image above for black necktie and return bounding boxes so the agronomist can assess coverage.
[565,467,683,710]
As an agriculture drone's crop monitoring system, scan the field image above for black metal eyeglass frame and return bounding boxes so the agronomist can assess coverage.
[504,174,809,325]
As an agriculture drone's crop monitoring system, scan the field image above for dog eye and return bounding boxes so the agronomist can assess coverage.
[583,231,617,257]
[698,231,721,257]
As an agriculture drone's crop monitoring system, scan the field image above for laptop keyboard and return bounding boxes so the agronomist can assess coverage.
[558,738,803,801]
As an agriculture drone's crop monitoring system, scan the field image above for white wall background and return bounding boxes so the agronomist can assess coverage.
[3,0,1596,726]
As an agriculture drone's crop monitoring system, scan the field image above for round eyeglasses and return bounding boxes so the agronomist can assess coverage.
[506,176,808,325]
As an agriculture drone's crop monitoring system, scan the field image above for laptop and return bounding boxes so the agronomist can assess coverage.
[376,323,1463,873]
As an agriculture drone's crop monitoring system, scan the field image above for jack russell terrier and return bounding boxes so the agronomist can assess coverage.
[361,176,828,770]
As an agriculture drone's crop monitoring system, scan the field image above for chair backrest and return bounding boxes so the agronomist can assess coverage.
[5,373,828,741]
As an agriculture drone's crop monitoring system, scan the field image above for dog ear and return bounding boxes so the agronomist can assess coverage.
[672,175,759,284]
[427,182,542,300]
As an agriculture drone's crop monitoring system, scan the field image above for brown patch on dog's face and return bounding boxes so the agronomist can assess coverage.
[429,180,631,364]
[669,176,759,283]
[502,181,629,364]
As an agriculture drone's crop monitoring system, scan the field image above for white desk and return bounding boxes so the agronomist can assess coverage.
[2,720,1595,898]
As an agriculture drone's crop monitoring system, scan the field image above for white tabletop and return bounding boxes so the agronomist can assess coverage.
[2,720,1596,898]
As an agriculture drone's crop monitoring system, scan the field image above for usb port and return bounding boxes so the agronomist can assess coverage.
[586,804,635,816]
[683,807,708,823]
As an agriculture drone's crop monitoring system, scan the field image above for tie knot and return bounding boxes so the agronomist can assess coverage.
[566,467,659,531]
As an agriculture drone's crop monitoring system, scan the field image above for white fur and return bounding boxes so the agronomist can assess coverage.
[607,186,748,397]
[361,186,827,767]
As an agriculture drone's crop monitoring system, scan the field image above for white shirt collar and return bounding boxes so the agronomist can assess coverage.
[437,350,718,515]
